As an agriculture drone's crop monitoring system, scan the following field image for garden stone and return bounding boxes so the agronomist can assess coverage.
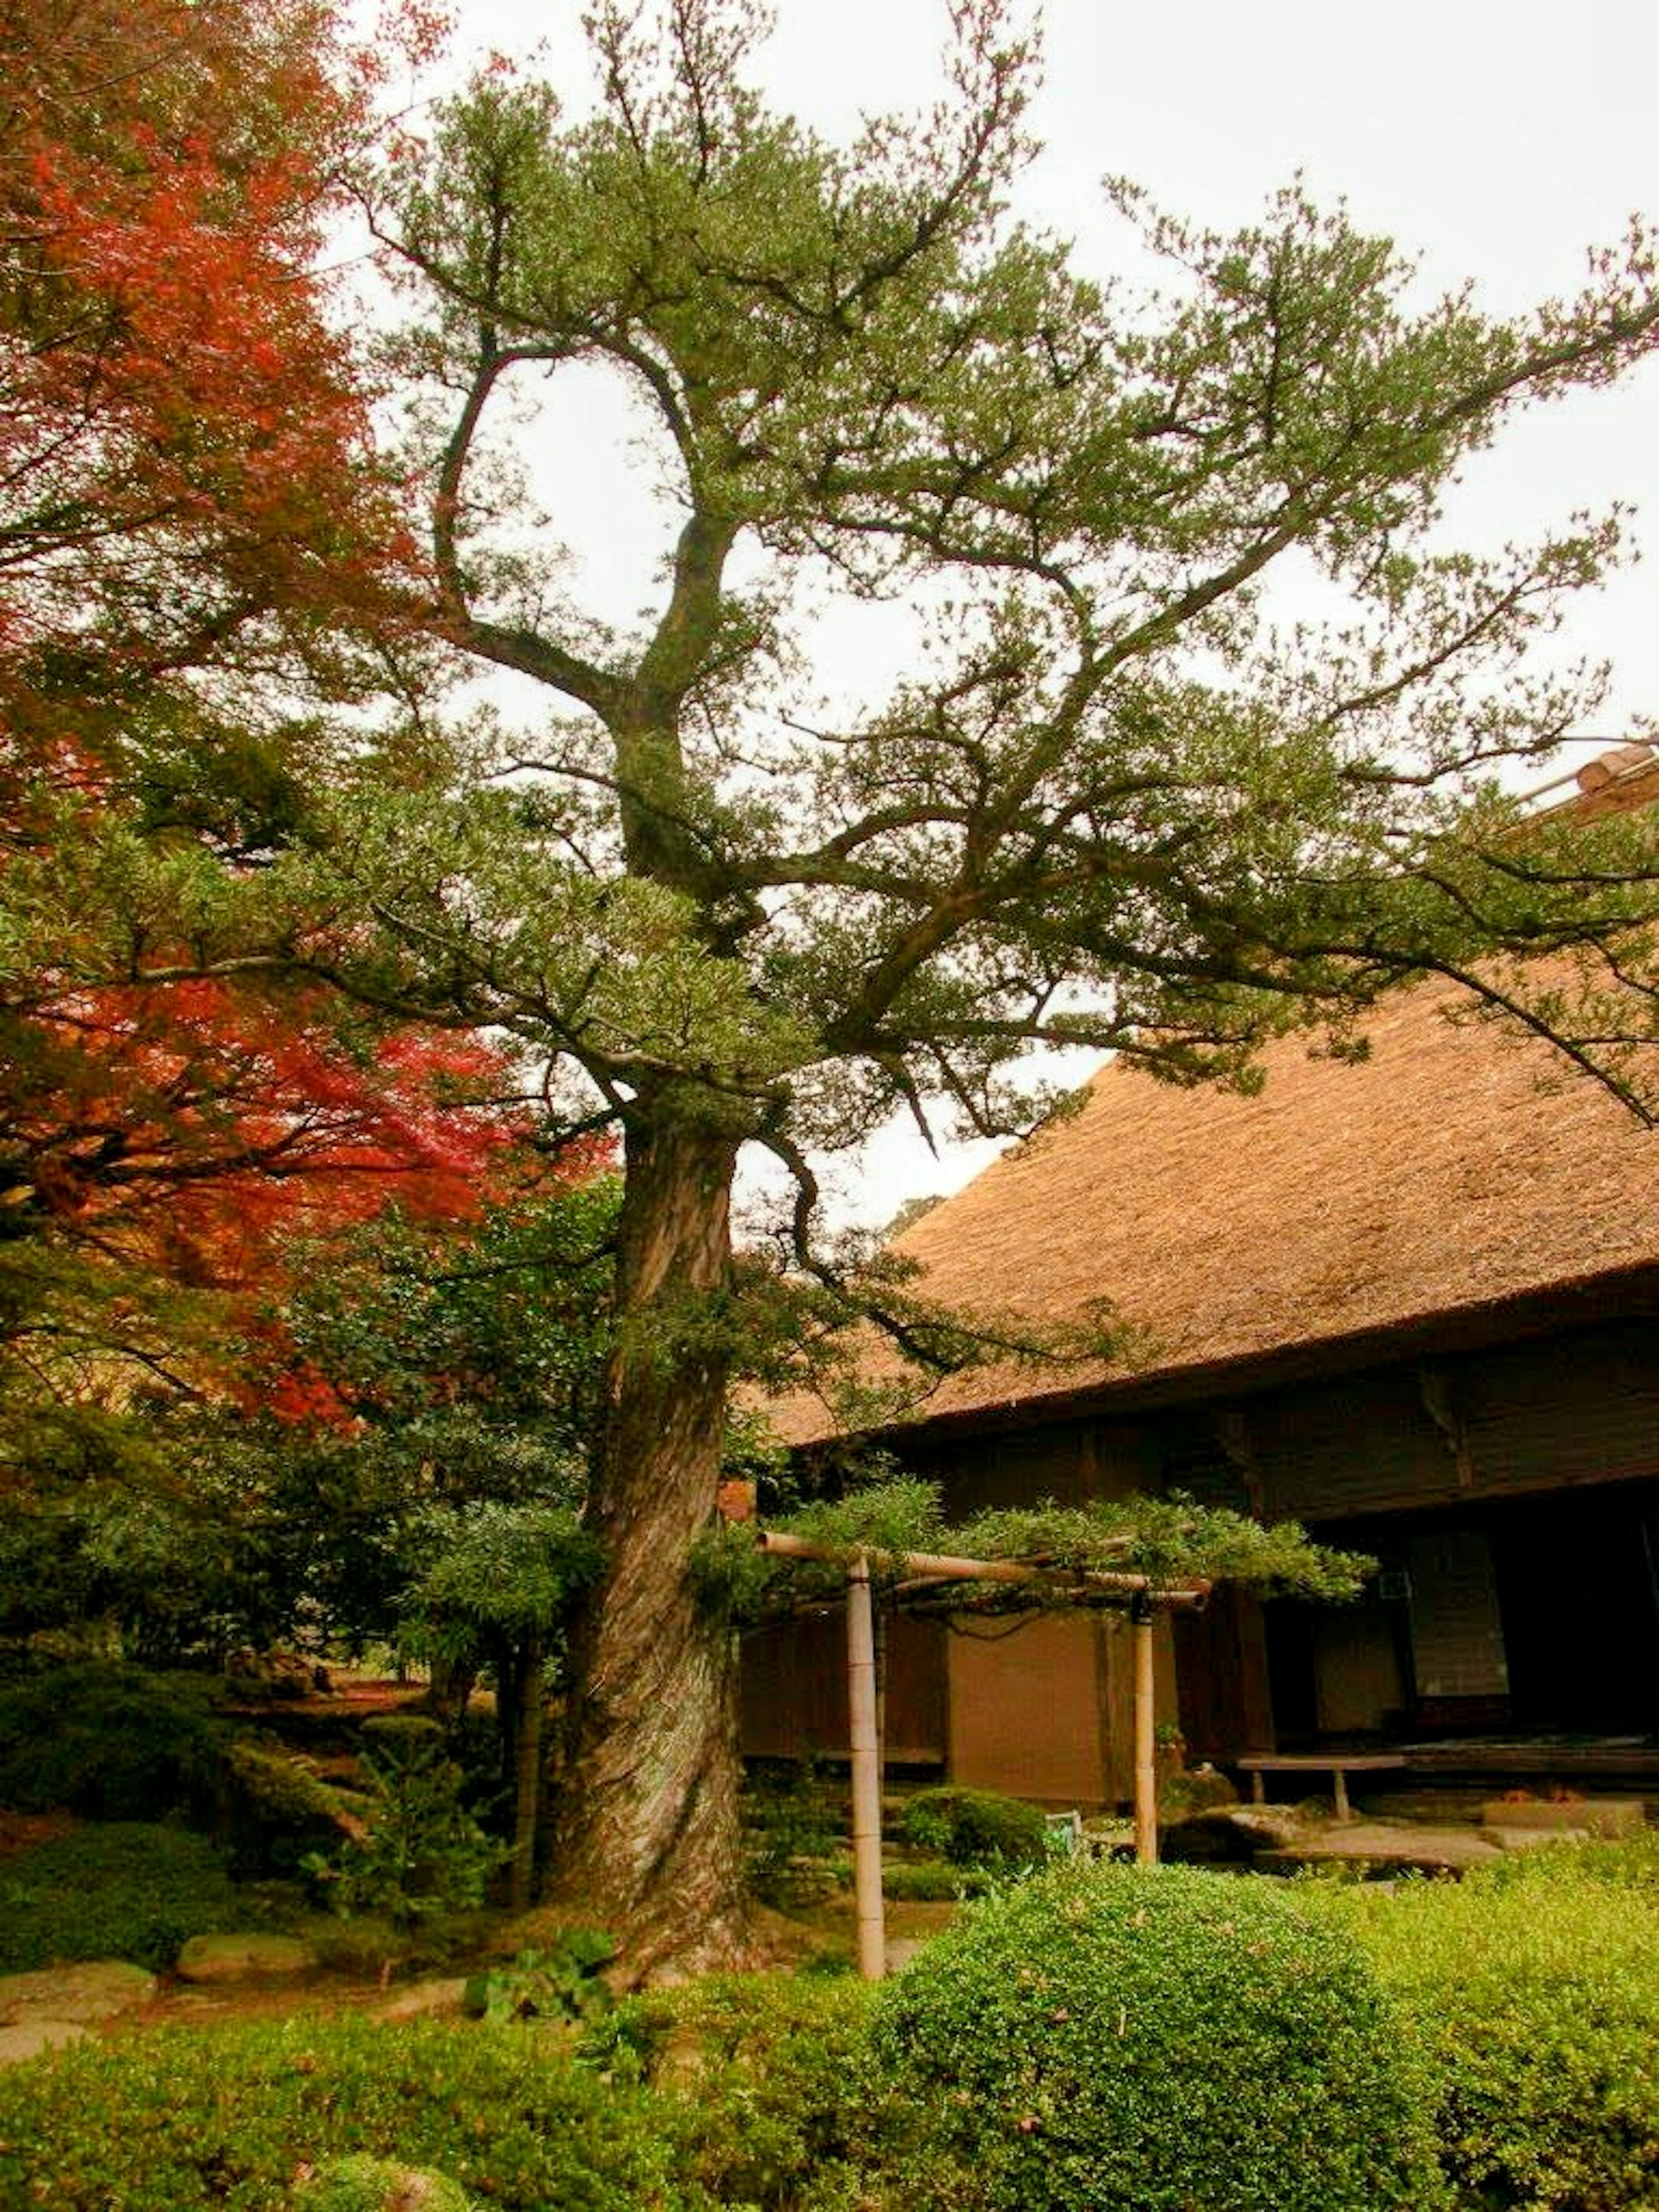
[0,2018,89,2065]
[0,1959,156,2067]
[373,1977,469,2020]
[1160,1804,1304,1862]
[175,1932,319,1983]
[0,1960,157,2025]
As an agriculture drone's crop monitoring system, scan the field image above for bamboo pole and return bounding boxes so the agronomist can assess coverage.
[1132,1599,1158,1866]
[846,1551,887,1981]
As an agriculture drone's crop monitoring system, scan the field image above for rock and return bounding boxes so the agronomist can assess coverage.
[222,1647,325,1702]
[0,1960,157,2026]
[1158,1764,1241,1821]
[0,1958,157,2068]
[175,1932,319,1983]
[374,1977,470,2021]
[1161,1805,1305,1863]
[1490,1824,1593,1851]
[0,2019,89,2065]
[1254,1820,1504,1877]
[1482,1796,1645,1839]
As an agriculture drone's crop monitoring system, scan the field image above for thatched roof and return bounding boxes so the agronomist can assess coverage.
[779,751,1659,1446]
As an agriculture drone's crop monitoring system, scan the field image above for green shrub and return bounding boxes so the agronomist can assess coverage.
[292,2155,471,2211]
[0,2014,682,2212]
[869,1860,1443,2212]
[0,1663,225,1821]
[1309,1853,1659,2209]
[303,1718,501,1927]
[880,1859,991,1902]
[218,1740,351,1878]
[0,1822,263,1973]
[743,1758,845,1905]
[462,1930,617,2025]
[895,1786,1049,1870]
[586,1972,876,2211]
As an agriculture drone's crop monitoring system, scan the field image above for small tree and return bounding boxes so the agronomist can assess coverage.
[401,1502,601,1909]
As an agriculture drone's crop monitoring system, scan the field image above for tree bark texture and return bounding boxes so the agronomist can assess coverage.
[554,1107,748,1976]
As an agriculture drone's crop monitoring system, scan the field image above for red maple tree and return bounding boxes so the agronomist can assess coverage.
[1,0,412,707]
[0,0,524,1369]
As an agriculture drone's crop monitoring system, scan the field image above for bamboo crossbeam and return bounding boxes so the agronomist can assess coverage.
[754,1527,1209,1610]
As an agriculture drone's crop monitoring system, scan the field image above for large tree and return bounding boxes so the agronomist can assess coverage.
[299,0,1659,1970]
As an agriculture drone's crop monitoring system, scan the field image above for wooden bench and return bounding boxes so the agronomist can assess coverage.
[1233,1751,1406,1824]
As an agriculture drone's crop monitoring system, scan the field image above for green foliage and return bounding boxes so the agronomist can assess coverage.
[0,2015,682,2212]
[742,1758,845,1905]
[785,1481,949,1584]
[0,1823,259,1973]
[0,1662,226,1821]
[1305,1844,1659,2209]
[957,1494,1373,1599]
[724,1482,1370,1627]
[462,1931,617,2026]
[896,1786,1050,1871]
[303,1718,500,1928]
[869,1860,1443,2212]
[217,1740,350,1878]
[880,1859,992,1902]
[293,2158,471,2212]
[585,1973,877,2212]
[398,1501,600,1674]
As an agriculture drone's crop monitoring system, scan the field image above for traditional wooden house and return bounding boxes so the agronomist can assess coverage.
[746,752,1659,1805]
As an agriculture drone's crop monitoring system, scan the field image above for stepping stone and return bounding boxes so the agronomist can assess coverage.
[1255,1820,1503,1877]
[175,1933,319,1983]
[0,2019,89,2065]
[0,1961,156,2025]
[375,1977,469,2021]
[0,1960,158,2067]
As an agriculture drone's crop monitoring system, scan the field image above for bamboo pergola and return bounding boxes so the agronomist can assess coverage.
[752,1526,1211,1980]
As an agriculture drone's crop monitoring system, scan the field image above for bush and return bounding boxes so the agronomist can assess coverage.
[880,1859,992,1902]
[1308,1849,1659,2209]
[743,1759,844,1905]
[586,1973,876,2211]
[0,2014,683,2212]
[0,1663,225,1821]
[293,2156,471,2211]
[869,1860,1443,2212]
[303,1717,500,1927]
[895,1786,1050,1870]
[217,1740,351,1878]
[462,1930,617,2025]
[0,1823,263,1973]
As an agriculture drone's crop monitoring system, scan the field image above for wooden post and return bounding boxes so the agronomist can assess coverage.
[847,1551,887,1980]
[1133,1598,1158,1866]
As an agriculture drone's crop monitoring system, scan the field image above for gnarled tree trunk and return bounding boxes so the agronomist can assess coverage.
[553,1104,749,1977]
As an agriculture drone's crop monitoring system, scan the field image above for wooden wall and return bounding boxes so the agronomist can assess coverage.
[747,1315,1659,1776]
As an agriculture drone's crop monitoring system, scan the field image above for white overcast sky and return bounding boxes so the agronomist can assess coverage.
[424,0,1659,1227]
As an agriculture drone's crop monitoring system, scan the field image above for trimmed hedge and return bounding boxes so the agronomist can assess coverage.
[896,1786,1051,1870]
[590,1973,876,2210]
[0,1823,262,1973]
[1306,1840,1659,2210]
[0,2015,682,2212]
[869,1860,1443,2212]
